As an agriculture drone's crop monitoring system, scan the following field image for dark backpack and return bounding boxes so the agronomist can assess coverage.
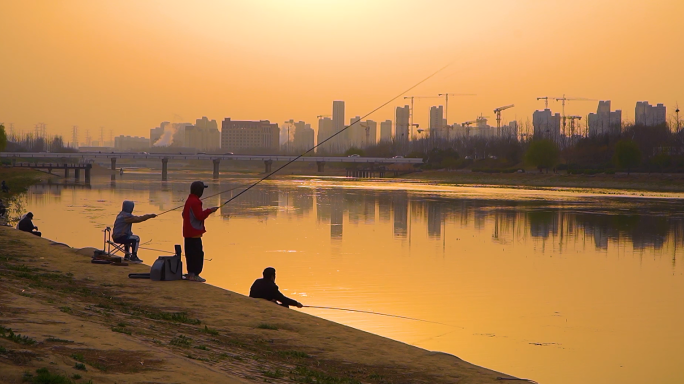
[150,255,183,281]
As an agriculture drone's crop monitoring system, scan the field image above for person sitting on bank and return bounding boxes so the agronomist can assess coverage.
[17,212,41,237]
[1,181,8,193]
[112,200,156,264]
[0,199,6,217]
[249,267,303,308]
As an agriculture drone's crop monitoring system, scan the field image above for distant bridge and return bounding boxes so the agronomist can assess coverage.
[0,152,423,181]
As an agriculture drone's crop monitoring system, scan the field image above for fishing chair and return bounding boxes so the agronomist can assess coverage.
[102,227,129,257]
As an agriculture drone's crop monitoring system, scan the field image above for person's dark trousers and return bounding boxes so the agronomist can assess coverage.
[113,235,139,256]
[184,237,204,275]
[31,231,41,237]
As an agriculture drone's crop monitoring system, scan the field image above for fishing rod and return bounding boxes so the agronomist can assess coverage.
[220,63,453,208]
[302,305,460,328]
[136,245,212,261]
[153,61,453,216]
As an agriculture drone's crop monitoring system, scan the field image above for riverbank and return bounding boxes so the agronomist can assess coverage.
[403,170,684,193]
[0,227,519,384]
[0,168,45,197]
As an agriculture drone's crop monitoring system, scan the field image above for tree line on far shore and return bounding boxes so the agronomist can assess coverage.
[339,123,683,174]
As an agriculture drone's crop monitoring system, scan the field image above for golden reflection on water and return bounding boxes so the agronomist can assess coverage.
[19,175,684,384]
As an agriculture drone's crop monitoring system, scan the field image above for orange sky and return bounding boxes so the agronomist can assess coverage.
[1,0,683,141]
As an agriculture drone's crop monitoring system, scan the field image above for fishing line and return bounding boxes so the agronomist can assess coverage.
[136,245,212,261]
[302,305,459,327]
[153,61,453,216]
[220,62,453,208]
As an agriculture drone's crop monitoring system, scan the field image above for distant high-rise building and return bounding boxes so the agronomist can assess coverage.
[221,118,279,153]
[501,120,518,138]
[331,100,346,152]
[317,117,334,153]
[635,101,667,126]
[114,135,150,151]
[588,101,622,136]
[429,105,445,139]
[184,117,220,151]
[292,120,314,152]
[395,105,410,143]
[349,116,363,148]
[380,120,392,142]
[365,120,377,147]
[533,109,561,140]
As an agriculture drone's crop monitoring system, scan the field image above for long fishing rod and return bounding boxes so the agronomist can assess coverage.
[302,305,460,328]
[153,62,452,217]
[220,62,453,208]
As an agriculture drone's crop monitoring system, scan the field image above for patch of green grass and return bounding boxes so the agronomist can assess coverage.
[291,366,362,384]
[0,346,6,353]
[45,338,74,343]
[169,335,192,348]
[111,326,131,335]
[71,353,85,363]
[278,350,310,359]
[59,306,72,314]
[201,325,218,335]
[0,326,37,345]
[116,322,127,327]
[263,368,285,379]
[23,367,74,384]
[89,361,107,371]
[144,311,201,325]
[194,345,209,351]
[257,323,278,330]
[73,362,87,371]
[71,374,81,380]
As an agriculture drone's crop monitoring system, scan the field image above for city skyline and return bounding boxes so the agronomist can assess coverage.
[1,1,682,139]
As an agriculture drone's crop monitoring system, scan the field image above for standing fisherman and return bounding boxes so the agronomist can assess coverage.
[182,181,218,283]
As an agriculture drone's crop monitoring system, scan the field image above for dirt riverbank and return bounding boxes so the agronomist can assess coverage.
[0,227,520,384]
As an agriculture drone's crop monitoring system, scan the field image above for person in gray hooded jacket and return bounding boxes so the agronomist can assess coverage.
[112,200,156,263]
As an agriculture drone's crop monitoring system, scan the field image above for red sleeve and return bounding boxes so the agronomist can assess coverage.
[190,198,213,221]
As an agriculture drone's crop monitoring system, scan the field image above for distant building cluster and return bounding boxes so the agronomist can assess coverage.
[79,98,673,154]
[114,135,149,150]
[588,101,621,137]
[635,101,667,126]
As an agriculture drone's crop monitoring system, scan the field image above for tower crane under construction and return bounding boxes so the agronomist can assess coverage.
[554,94,596,136]
[438,93,476,141]
[566,116,583,137]
[537,97,550,109]
[403,96,439,137]
[461,120,477,137]
[493,104,514,137]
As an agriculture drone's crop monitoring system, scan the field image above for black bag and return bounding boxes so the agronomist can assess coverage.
[149,245,183,281]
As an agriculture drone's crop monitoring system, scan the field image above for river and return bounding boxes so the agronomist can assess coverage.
[11,171,684,384]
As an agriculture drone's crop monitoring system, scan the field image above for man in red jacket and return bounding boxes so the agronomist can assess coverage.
[182,181,218,282]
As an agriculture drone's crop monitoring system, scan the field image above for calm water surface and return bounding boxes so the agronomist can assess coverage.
[14,172,684,384]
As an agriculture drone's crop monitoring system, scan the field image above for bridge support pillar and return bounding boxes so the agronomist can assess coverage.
[264,160,273,173]
[212,159,220,179]
[64,167,69,178]
[111,158,117,171]
[161,158,168,181]
[316,161,325,172]
[74,168,80,181]
[85,165,92,184]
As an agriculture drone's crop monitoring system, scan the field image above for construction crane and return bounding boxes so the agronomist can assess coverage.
[462,120,477,137]
[566,116,582,137]
[493,104,514,137]
[554,94,596,136]
[403,96,439,136]
[537,97,550,109]
[438,93,476,141]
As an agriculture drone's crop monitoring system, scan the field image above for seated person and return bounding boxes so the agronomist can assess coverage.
[249,267,303,308]
[0,199,6,217]
[112,200,156,264]
[1,181,8,193]
[17,212,41,237]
